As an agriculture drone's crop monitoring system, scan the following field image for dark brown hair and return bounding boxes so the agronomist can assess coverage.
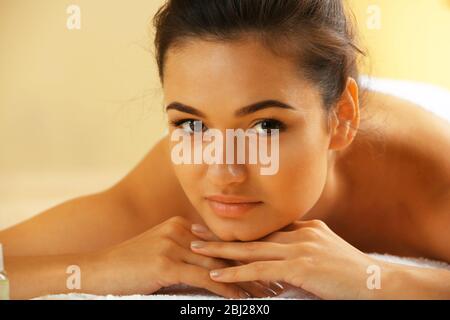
[153,0,365,111]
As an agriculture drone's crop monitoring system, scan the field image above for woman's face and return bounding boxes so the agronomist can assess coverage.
[164,38,334,241]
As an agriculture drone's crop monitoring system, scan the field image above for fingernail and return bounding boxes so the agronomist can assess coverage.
[263,287,278,297]
[210,270,221,278]
[190,241,205,249]
[191,224,208,233]
[270,281,284,291]
[239,290,251,299]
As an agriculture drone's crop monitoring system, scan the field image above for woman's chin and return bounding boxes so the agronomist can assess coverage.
[208,224,273,242]
[216,233,260,242]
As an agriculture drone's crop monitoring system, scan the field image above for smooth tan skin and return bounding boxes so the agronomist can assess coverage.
[1,38,449,299]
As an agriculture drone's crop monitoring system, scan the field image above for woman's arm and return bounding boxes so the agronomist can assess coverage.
[372,262,450,299]
[0,186,148,257]
[6,216,270,300]
[4,252,101,299]
[0,135,195,257]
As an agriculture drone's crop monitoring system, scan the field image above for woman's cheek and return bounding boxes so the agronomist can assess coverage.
[271,138,329,217]
[172,163,205,206]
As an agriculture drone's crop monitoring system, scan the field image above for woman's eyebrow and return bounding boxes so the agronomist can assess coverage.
[165,102,206,117]
[166,100,296,118]
[235,100,296,117]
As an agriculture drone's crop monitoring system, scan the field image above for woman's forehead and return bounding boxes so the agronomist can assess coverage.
[163,39,319,110]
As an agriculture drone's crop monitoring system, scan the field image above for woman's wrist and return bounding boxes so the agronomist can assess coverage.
[5,251,113,299]
[81,249,120,296]
[371,261,450,299]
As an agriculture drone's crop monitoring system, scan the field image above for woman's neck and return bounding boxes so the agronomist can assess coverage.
[302,150,350,223]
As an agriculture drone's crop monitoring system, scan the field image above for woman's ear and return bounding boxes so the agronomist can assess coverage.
[328,77,360,151]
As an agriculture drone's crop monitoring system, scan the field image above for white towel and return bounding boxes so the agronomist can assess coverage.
[35,253,450,300]
[359,75,450,122]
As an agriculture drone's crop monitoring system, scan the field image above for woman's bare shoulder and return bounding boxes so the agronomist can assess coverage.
[370,93,450,260]
[356,90,450,197]
[115,135,200,227]
[333,91,449,256]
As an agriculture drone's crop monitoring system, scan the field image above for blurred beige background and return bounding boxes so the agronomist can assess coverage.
[1,0,450,229]
[0,0,167,228]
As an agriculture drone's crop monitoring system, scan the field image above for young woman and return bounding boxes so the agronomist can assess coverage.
[1,0,449,300]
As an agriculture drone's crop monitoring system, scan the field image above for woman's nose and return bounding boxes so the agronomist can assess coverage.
[206,163,247,187]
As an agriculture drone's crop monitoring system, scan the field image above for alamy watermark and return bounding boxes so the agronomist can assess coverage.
[366,4,382,30]
[366,264,382,290]
[170,122,280,176]
[66,5,81,30]
[66,265,81,290]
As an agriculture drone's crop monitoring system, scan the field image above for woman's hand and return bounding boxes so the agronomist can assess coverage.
[95,216,280,298]
[191,219,389,299]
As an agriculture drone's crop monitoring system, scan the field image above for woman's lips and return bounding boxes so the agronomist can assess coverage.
[205,195,263,218]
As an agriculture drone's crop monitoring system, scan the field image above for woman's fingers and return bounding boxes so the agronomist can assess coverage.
[189,225,286,296]
[169,225,200,247]
[167,223,219,248]
[261,280,285,293]
[180,247,279,298]
[260,231,297,244]
[238,281,279,298]
[179,246,229,269]
[188,223,285,296]
[173,262,250,299]
[191,240,291,261]
[191,224,222,241]
[229,260,284,296]
[209,261,293,283]
[163,223,280,297]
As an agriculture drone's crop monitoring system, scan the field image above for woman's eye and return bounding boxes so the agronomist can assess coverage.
[173,119,207,134]
[253,119,286,136]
